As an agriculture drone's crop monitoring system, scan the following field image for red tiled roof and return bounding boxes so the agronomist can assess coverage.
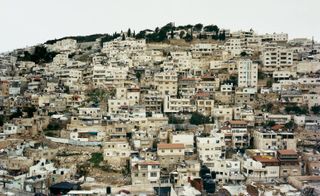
[277,149,297,155]
[253,156,279,163]
[271,124,285,131]
[195,92,210,97]
[229,120,247,125]
[158,143,185,149]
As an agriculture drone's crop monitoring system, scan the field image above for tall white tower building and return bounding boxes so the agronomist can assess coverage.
[238,59,258,88]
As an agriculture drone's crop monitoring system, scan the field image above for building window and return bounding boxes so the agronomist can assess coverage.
[150,172,157,177]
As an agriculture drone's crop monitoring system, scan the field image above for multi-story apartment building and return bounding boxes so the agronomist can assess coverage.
[210,159,245,185]
[261,47,293,71]
[241,155,280,183]
[221,121,249,149]
[253,130,296,151]
[157,143,185,169]
[196,133,226,163]
[237,59,258,88]
[55,69,82,86]
[178,78,198,99]
[141,90,163,114]
[224,38,246,56]
[103,141,131,168]
[163,95,196,113]
[131,160,160,185]
[176,160,201,186]
[195,96,215,116]
[277,150,301,178]
[154,71,178,97]
[213,105,233,123]
[263,33,288,42]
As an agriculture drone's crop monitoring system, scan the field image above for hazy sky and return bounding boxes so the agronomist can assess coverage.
[1,0,319,52]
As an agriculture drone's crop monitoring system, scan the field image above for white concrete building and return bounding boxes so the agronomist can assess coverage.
[196,133,226,163]
[163,95,196,113]
[237,59,258,88]
[263,33,288,42]
[154,71,178,97]
[131,160,160,185]
[261,47,293,71]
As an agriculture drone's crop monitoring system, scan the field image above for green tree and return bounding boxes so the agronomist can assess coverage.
[223,75,238,86]
[18,46,57,64]
[168,114,184,124]
[122,33,126,41]
[170,29,174,39]
[184,32,193,42]
[0,115,5,126]
[266,79,273,88]
[204,25,219,33]
[240,51,248,57]
[311,105,320,115]
[189,112,211,125]
[127,28,131,37]
[89,153,103,167]
[193,23,203,31]
[23,106,37,118]
[212,33,219,40]
[258,71,266,80]
[135,72,142,82]
[285,105,308,115]
[264,120,276,128]
[285,120,295,130]
[219,31,226,40]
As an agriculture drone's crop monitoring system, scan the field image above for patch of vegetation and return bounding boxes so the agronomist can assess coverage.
[222,75,238,86]
[266,79,273,88]
[18,46,57,64]
[89,153,103,167]
[46,121,63,131]
[0,115,6,126]
[240,51,248,57]
[46,34,105,44]
[44,120,63,137]
[57,151,81,157]
[189,112,211,125]
[168,114,184,124]
[285,105,308,115]
[45,33,121,48]
[311,105,320,115]
[87,88,115,105]
[284,120,295,130]
[135,23,224,43]
[262,102,273,112]
[258,71,267,80]
[44,131,57,137]
[24,106,37,118]
[263,120,276,128]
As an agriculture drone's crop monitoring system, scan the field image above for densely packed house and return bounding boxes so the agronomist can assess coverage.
[0,24,320,195]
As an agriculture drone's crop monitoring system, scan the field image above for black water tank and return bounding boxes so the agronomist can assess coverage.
[106,186,111,195]
[203,179,215,193]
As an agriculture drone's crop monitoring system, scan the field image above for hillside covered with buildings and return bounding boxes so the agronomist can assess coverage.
[1,23,320,195]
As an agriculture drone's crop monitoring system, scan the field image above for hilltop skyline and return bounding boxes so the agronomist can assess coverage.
[1,0,320,52]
